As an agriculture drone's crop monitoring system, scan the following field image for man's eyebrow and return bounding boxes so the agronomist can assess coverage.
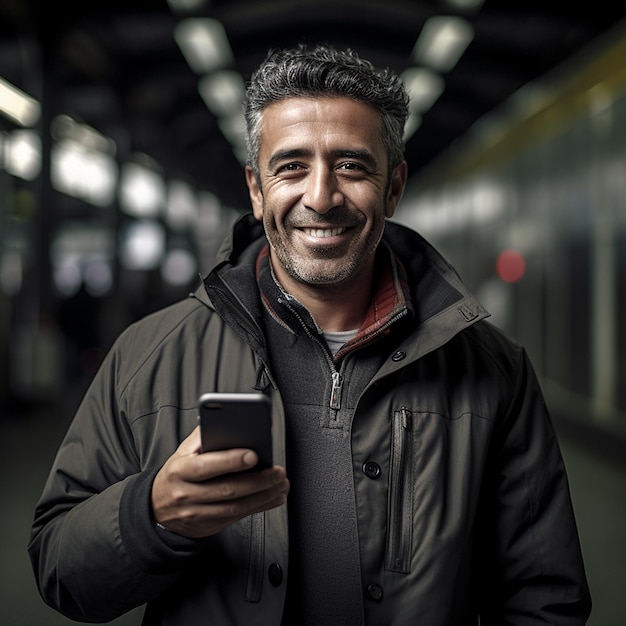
[331,149,378,170]
[267,148,379,170]
[267,149,311,170]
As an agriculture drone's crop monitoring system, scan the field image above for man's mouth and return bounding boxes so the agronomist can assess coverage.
[301,227,346,238]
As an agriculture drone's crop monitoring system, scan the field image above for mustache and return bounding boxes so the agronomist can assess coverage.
[284,207,364,228]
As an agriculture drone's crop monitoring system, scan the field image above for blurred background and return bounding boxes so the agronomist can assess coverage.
[1,1,625,624]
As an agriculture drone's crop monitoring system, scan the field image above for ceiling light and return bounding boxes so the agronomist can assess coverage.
[174,18,234,74]
[403,111,422,143]
[401,67,445,113]
[198,70,245,117]
[51,139,117,206]
[443,0,485,9]
[412,16,474,72]
[231,145,247,166]
[167,179,198,230]
[120,220,166,271]
[119,162,165,217]
[166,0,207,12]
[4,130,41,180]
[0,77,41,127]
[51,114,116,154]
[217,112,246,147]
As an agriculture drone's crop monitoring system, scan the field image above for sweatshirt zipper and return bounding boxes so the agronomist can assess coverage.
[280,299,344,411]
[385,407,414,574]
[330,371,343,410]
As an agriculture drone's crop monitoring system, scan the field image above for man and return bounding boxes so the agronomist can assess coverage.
[29,44,591,625]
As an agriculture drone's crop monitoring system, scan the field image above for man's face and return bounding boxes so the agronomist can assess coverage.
[245,96,406,294]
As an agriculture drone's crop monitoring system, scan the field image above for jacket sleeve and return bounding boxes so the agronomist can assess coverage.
[27,331,206,623]
[476,347,592,625]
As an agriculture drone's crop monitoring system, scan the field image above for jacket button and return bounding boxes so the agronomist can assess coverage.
[268,562,283,587]
[366,583,384,601]
[362,461,381,479]
[391,350,406,362]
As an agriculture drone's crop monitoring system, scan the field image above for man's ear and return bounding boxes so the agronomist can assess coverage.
[385,161,407,218]
[245,166,264,220]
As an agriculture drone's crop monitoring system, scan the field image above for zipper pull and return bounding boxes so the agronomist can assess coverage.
[330,371,343,410]
[400,407,413,430]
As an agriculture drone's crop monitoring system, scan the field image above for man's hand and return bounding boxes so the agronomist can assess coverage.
[151,426,289,538]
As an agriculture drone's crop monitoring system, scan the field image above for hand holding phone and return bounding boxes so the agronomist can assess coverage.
[198,392,273,470]
[152,419,288,538]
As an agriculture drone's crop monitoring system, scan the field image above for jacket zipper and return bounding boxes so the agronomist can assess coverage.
[202,281,271,600]
[244,512,265,602]
[385,407,414,574]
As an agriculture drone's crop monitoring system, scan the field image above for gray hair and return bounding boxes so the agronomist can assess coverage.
[244,44,409,182]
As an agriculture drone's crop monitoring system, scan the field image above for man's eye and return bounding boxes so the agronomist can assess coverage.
[338,162,363,171]
[279,163,301,172]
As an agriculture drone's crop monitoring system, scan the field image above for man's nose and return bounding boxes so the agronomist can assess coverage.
[302,167,344,214]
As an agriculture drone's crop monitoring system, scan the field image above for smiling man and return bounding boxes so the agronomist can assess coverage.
[30,44,591,626]
[246,95,406,331]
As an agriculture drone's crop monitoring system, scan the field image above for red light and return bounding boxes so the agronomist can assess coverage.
[496,248,526,283]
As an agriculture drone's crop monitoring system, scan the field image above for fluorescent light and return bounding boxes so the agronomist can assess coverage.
[198,70,245,117]
[397,178,505,238]
[444,0,485,9]
[51,139,117,206]
[166,179,198,230]
[217,111,246,147]
[231,144,247,166]
[5,130,41,180]
[401,67,445,113]
[0,77,40,127]
[51,114,115,154]
[174,18,234,74]
[413,16,474,72]
[119,162,166,217]
[167,0,207,12]
[403,111,422,142]
[120,220,166,270]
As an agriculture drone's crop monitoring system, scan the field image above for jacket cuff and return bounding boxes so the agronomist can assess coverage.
[119,468,205,574]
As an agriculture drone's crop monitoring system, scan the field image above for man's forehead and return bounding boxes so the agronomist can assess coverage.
[258,96,384,149]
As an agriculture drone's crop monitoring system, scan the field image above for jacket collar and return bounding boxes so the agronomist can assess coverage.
[255,242,413,362]
[197,213,490,357]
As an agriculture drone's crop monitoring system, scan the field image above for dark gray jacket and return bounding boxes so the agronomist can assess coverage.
[29,214,591,625]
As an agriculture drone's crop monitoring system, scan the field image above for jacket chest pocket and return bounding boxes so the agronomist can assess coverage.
[385,407,414,574]
[245,511,266,602]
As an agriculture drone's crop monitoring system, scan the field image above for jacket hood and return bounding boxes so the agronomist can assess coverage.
[194,212,265,309]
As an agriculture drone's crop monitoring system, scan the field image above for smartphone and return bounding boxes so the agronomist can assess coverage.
[198,392,273,470]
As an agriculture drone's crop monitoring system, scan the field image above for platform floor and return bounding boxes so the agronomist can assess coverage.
[1,397,625,626]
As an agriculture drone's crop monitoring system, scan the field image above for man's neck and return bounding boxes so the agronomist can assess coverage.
[270,262,374,333]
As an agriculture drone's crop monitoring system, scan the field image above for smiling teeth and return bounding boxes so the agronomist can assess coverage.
[303,227,346,238]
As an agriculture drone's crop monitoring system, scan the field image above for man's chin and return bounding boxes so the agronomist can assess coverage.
[288,263,355,287]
